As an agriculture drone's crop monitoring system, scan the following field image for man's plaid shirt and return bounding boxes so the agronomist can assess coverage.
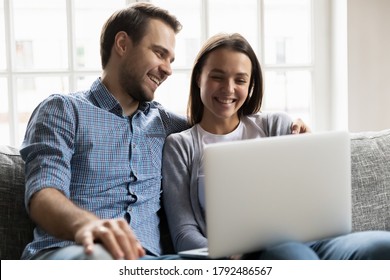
[20,78,188,259]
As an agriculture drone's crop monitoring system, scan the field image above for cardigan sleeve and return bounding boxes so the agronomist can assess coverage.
[162,132,208,252]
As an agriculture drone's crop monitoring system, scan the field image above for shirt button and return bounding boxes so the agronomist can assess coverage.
[132,144,136,149]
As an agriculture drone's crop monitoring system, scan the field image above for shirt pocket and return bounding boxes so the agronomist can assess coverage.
[146,133,165,171]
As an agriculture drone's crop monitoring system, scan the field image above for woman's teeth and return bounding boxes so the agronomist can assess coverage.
[216,97,235,104]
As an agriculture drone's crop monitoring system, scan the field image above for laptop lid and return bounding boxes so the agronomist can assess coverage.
[202,131,352,259]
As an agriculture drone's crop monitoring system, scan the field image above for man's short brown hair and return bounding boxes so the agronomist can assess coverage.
[100,2,182,69]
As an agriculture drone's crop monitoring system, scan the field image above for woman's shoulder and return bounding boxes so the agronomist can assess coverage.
[244,112,292,136]
[163,126,199,161]
[245,111,291,126]
[247,111,291,121]
[165,126,198,149]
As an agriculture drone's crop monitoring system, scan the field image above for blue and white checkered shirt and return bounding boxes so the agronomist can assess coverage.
[20,78,188,259]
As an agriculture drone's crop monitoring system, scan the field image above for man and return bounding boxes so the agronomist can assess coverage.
[20,3,309,260]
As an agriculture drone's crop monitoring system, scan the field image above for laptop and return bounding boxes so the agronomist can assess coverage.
[179,131,352,259]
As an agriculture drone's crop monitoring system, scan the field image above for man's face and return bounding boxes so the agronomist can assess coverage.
[119,19,176,102]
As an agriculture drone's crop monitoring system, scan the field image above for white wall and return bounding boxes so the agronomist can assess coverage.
[347,0,390,132]
[330,0,348,131]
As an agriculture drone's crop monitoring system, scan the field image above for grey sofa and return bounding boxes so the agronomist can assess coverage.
[1,129,389,259]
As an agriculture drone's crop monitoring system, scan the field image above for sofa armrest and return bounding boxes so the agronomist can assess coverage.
[0,145,35,260]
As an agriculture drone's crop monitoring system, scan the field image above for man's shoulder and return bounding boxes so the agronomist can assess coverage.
[35,93,73,111]
[41,91,87,105]
[27,91,96,129]
[148,101,181,117]
[148,101,189,133]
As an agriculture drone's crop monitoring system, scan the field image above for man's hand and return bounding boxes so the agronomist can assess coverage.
[29,188,145,260]
[75,218,146,260]
[291,118,311,134]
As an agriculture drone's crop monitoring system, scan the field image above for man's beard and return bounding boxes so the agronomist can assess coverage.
[119,63,154,102]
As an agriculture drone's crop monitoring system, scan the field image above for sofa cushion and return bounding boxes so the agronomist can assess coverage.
[0,145,34,259]
[350,129,390,232]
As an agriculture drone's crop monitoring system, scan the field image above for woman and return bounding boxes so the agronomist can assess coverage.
[162,33,390,259]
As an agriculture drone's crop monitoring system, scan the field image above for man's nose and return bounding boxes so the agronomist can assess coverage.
[160,60,172,76]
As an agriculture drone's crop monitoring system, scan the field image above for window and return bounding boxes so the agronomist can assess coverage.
[1,0,328,146]
[0,0,126,146]
[152,0,315,127]
[1,1,9,144]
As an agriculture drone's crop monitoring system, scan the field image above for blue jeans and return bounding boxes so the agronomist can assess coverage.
[242,231,390,260]
[32,231,390,260]
[32,244,182,260]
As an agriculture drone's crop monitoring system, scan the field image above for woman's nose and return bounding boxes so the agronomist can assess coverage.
[222,79,235,94]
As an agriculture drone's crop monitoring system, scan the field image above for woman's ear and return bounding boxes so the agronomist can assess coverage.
[196,73,201,88]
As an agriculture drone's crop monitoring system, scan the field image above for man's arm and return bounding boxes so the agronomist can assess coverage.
[29,188,145,260]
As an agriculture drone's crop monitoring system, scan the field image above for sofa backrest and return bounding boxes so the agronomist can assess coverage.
[350,129,390,232]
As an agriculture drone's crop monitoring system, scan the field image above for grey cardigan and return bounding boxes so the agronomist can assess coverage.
[162,112,293,252]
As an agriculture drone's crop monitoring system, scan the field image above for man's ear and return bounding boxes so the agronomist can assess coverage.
[114,31,130,56]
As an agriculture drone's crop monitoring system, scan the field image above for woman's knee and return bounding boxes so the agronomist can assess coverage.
[353,231,390,260]
[243,241,319,260]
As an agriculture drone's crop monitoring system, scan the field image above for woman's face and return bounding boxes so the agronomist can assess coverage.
[198,48,252,126]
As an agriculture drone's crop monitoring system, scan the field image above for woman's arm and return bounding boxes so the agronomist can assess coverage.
[162,134,208,252]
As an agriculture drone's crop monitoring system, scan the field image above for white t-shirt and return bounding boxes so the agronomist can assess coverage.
[196,118,270,211]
